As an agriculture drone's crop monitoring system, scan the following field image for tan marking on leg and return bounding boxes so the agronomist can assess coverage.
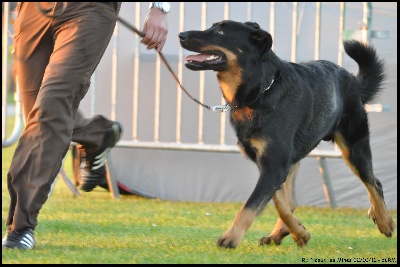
[282,163,298,211]
[260,217,290,245]
[273,183,310,247]
[248,137,267,158]
[334,132,394,237]
[366,184,395,237]
[261,164,299,245]
[333,132,360,177]
[217,207,257,248]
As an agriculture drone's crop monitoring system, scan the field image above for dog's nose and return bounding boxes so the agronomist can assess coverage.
[178,32,188,41]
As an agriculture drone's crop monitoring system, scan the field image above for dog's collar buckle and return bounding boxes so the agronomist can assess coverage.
[210,103,231,112]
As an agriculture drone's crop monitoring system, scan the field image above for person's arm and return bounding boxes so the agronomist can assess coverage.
[141,2,170,52]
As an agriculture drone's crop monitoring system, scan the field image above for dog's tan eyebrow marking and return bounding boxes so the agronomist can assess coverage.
[200,45,242,103]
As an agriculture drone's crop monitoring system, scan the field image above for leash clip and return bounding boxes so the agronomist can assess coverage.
[210,104,231,112]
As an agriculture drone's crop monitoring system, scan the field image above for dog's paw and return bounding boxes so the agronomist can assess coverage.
[292,231,311,247]
[368,206,378,224]
[216,230,243,249]
[291,224,311,247]
[259,229,290,246]
[368,206,395,237]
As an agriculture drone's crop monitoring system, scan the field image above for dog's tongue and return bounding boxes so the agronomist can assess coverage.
[185,54,212,62]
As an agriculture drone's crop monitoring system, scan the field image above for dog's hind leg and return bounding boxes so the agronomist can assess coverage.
[260,162,300,245]
[334,123,395,237]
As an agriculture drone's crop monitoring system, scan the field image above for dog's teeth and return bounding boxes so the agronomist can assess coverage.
[207,55,219,61]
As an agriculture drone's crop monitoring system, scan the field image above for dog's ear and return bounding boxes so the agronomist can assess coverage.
[244,21,260,29]
[245,22,272,55]
[250,28,273,56]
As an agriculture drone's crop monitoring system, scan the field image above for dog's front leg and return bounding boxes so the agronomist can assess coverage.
[217,167,287,248]
[216,205,258,248]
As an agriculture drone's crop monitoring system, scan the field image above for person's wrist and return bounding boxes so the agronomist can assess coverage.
[149,2,171,14]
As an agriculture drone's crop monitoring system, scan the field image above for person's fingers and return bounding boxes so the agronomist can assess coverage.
[140,8,168,51]
[155,33,167,52]
[149,32,165,51]
[141,23,148,38]
[141,30,167,51]
[140,26,155,47]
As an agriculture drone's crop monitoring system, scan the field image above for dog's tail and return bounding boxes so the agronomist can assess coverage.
[343,40,386,104]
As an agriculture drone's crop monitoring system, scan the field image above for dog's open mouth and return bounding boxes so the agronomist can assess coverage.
[184,52,226,71]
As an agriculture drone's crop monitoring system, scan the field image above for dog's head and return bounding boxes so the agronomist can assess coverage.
[179,20,273,71]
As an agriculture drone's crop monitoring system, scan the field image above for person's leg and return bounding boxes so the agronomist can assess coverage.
[14,2,120,142]
[13,2,121,194]
[3,3,51,249]
[63,3,123,192]
[5,2,54,238]
[12,3,53,120]
[5,2,119,236]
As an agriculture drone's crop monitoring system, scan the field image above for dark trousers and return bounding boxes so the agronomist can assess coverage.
[6,2,121,232]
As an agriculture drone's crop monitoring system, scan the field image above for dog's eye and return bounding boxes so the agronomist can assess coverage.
[216,29,224,35]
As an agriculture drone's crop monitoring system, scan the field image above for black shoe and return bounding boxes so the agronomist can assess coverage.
[80,122,122,192]
[2,228,35,250]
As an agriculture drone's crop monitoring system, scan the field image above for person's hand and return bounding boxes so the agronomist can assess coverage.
[141,8,168,52]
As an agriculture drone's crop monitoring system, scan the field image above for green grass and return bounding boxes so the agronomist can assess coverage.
[1,118,397,264]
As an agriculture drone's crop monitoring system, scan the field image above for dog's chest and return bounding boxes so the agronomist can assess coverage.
[230,108,261,141]
[231,107,255,122]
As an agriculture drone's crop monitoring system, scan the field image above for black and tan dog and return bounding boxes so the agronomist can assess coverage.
[179,20,395,248]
